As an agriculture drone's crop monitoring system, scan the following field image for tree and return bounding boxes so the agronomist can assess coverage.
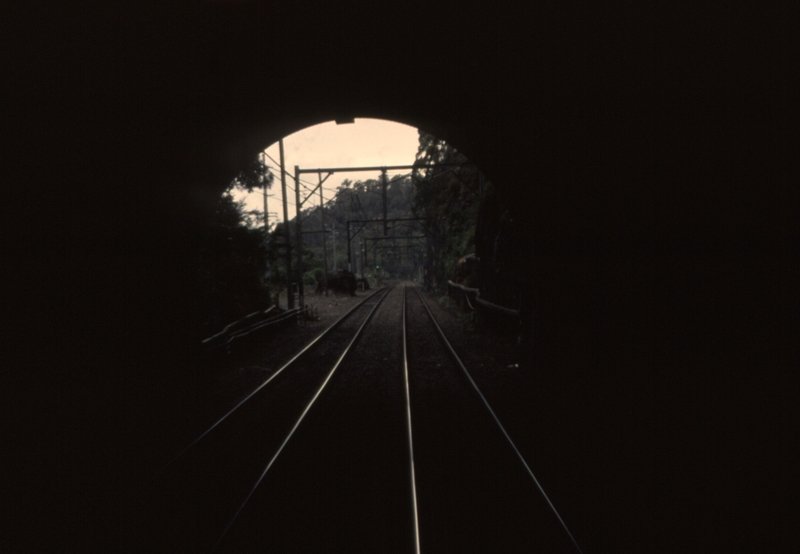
[282,173,421,284]
[411,131,484,290]
[193,170,272,340]
[230,158,273,194]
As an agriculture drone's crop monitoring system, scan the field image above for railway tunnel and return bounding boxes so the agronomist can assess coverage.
[9,2,794,553]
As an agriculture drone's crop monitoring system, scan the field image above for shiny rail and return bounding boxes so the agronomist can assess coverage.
[162,287,387,472]
[214,285,396,551]
[412,286,584,554]
[402,286,422,554]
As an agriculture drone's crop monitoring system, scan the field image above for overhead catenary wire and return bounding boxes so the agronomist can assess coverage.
[263,151,320,192]
[267,154,411,195]
[265,150,413,191]
[261,152,417,225]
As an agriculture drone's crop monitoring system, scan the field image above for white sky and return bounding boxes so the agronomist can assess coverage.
[234,118,421,227]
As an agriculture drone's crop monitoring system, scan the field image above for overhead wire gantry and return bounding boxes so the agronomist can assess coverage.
[287,162,473,311]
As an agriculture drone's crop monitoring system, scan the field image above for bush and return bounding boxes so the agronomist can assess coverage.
[303,269,320,285]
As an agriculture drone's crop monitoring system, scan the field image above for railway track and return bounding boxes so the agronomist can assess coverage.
[135,284,581,553]
[404,286,581,554]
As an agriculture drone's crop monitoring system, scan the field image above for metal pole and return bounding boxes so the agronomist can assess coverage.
[382,168,388,235]
[319,172,328,296]
[262,153,270,281]
[332,225,337,272]
[295,165,304,313]
[346,221,351,272]
[279,139,293,309]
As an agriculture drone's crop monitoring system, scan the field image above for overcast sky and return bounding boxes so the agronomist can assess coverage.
[234,118,421,227]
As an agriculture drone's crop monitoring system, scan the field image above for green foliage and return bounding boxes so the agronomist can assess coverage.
[411,131,486,291]
[303,269,319,286]
[301,267,323,286]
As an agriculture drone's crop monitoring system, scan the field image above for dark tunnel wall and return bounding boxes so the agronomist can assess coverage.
[6,2,795,552]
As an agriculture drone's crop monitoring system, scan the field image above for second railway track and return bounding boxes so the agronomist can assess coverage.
[137,286,394,552]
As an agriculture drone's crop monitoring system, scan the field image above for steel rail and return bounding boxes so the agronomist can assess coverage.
[402,286,422,554]
[161,287,386,472]
[214,285,396,551]
[201,306,278,345]
[224,307,299,344]
[412,287,584,554]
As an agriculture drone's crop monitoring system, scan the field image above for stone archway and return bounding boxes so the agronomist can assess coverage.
[12,2,793,552]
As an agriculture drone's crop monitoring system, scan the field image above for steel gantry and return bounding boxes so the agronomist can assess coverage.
[286,162,471,312]
[361,235,428,280]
